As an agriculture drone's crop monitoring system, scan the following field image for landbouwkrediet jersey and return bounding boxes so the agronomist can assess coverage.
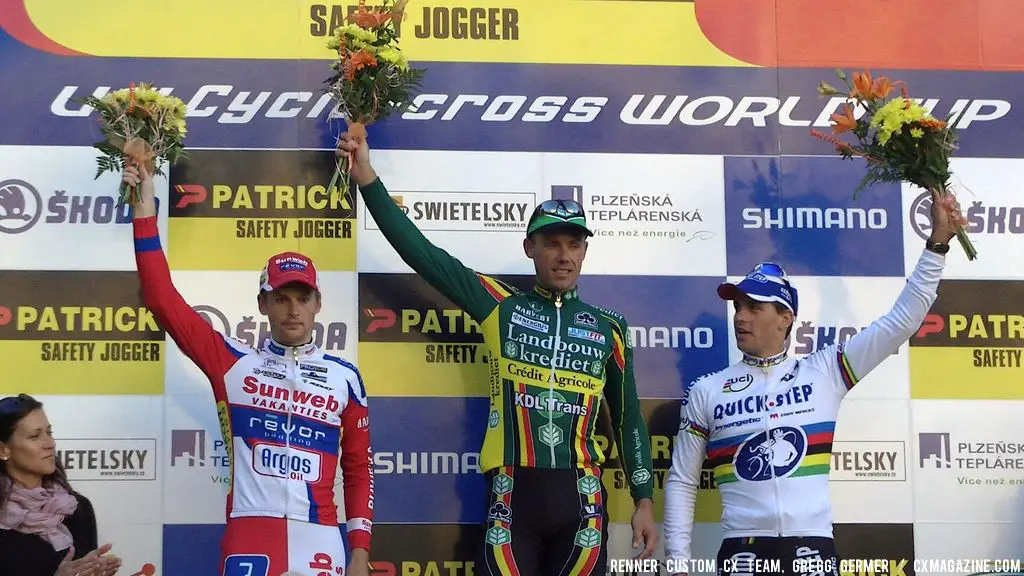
[357,177,655,504]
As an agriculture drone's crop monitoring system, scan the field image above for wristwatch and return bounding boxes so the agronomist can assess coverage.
[926,239,950,254]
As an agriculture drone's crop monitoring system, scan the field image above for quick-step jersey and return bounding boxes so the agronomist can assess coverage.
[663,248,945,562]
[132,216,374,551]
[358,177,655,503]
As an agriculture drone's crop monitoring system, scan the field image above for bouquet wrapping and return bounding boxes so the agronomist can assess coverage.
[812,69,977,260]
[80,82,189,205]
[324,0,426,194]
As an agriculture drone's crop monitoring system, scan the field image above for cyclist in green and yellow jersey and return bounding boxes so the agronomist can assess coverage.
[337,133,657,575]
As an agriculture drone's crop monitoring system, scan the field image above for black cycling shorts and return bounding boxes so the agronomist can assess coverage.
[478,465,609,576]
[717,536,840,576]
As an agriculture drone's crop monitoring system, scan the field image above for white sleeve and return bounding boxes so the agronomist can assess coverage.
[664,378,711,566]
[826,248,945,395]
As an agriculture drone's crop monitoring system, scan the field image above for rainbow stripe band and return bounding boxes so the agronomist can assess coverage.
[707,421,835,485]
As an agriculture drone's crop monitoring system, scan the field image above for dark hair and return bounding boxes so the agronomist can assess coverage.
[0,394,74,511]
[772,302,795,339]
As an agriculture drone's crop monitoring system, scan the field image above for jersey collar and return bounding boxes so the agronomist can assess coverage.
[531,283,579,303]
[263,337,319,359]
[741,349,788,369]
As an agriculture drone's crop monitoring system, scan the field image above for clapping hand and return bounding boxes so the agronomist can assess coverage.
[56,543,119,576]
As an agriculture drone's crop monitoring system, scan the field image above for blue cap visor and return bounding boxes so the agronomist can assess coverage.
[718,278,797,315]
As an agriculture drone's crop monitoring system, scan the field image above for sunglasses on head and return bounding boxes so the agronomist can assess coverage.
[533,199,585,220]
[751,261,791,284]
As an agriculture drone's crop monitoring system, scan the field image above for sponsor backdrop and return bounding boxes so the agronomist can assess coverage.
[1,1,1023,574]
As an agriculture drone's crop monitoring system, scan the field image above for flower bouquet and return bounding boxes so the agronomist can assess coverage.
[812,69,977,260]
[79,82,189,205]
[324,0,425,194]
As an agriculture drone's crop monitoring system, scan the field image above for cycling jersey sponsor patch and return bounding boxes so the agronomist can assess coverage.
[487,501,512,524]
[514,303,550,322]
[580,503,603,520]
[300,370,327,383]
[567,326,606,345]
[574,311,598,328]
[299,363,328,373]
[252,367,286,380]
[262,357,285,369]
[723,374,753,393]
[510,311,549,333]
[252,443,322,483]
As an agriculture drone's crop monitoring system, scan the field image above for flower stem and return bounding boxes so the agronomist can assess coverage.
[954,226,978,261]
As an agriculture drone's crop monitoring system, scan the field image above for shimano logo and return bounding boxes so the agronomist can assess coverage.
[629,326,714,349]
[373,451,480,474]
[742,207,888,230]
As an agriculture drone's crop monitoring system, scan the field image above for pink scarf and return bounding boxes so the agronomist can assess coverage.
[0,478,78,550]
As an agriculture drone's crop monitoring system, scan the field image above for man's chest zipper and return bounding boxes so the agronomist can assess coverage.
[285,346,299,517]
[548,294,563,468]
[761,364,783,537]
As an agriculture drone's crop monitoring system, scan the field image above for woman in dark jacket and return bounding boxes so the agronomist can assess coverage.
[0,394,122,576]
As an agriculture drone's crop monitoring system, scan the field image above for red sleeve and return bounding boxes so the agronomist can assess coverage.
[133,216,241,396]
[339,369,373,552]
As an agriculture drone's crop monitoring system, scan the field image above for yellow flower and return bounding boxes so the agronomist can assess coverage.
[909,128,924,138]
[870,97,930,145]
[336,24,377,44]
[376,47,408,69]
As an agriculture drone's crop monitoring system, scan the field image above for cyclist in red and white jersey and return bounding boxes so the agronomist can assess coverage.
[122,165,373,576]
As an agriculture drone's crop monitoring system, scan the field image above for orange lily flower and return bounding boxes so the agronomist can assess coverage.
[850,71,873,99]
[830,104,857,134]
[343,49,378,80]
[870,76,894,99]
[349,9,391,27]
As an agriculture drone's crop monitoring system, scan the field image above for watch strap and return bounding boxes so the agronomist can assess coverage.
[926,239,950,254]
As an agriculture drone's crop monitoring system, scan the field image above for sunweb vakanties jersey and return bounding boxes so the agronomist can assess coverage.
[132,216,373,551]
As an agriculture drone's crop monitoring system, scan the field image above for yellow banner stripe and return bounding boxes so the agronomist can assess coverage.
[0,341,164,395]
[358,342,488,396]
[910,347,1024,399]
[23,0,747,66]
[167,218,356,272]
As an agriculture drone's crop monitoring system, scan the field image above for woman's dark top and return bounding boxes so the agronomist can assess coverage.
[0,492,97,576]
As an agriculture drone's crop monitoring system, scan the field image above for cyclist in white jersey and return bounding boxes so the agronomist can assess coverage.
[663,187,962,576]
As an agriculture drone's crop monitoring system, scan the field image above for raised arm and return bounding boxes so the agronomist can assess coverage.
[663,376,711,572]
[126,165,243,392]
[339,135,514,322]
[824,247,944,395]
[818,187,958,395]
